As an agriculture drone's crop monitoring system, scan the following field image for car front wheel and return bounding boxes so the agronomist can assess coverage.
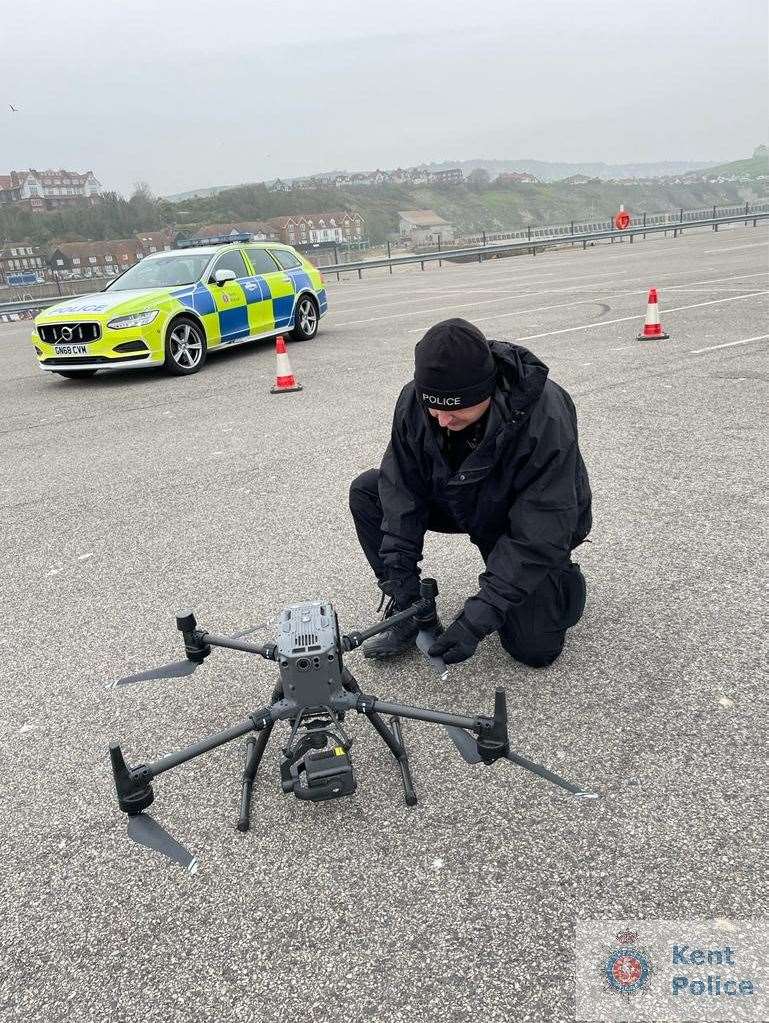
[289,295,319,341]
[164,318,207,375]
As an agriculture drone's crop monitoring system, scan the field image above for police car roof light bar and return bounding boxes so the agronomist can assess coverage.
[107,578,598,870]
[175,232,253,249]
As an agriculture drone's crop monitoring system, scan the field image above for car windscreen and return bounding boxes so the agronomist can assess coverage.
[105,254,211,291]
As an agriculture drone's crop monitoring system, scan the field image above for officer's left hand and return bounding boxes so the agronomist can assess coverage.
[428,616,483,665]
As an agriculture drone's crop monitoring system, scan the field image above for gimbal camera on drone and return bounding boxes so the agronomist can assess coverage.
[108,579,598,870]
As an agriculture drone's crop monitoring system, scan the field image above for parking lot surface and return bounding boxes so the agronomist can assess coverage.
[1,224,767,1023]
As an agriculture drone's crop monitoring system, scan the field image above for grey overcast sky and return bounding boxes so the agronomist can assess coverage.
[2,0,767,195]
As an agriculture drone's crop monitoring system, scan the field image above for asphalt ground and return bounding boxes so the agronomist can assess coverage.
[1,223,768,1023]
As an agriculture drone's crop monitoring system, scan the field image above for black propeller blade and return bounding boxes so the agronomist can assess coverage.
[229,623,267,640]
[108,622,269,690]
[107,658,199,688]
[416,625,448,679]
[444,725,483,764]
[127,813,198,871]
[504,750,600,798]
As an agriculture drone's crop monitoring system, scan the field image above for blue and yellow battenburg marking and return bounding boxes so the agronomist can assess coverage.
[164,251,327,347]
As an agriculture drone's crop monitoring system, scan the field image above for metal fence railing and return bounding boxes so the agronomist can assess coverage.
[1,204,767,319]
[318,209,768,279]
[455,200,769,248]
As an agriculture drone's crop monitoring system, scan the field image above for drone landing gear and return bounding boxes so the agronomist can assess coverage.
[236,669,418,832]
[344,669,417,807]
[237,683,282,831]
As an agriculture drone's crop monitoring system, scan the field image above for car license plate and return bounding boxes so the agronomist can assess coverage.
[53,344,88,356]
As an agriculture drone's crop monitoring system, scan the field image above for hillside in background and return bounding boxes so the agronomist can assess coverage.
[416,157,718,182]
[166,158,720,198]
[2,167,766,248]
[165,177,766,244]
[164,184,238,201]
[685,145,769,180]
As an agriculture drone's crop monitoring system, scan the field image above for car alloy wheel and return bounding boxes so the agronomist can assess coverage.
[169,322,203,370]
[293,297,318,340]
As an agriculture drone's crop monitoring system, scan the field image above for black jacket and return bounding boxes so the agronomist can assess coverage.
[378,341,592,635]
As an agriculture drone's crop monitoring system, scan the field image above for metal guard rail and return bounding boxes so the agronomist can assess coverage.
[1,210,767,315]
[318,212,769,277]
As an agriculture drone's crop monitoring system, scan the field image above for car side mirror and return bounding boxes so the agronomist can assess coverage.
[212,268,237,286]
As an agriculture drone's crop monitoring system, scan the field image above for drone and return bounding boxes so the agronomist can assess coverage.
[108,579,598,870]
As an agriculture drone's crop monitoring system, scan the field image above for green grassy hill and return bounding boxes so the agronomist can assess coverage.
[2,170,765,248]
[317,179,763,242]
[687,146,768,180]
[166,177,766,245]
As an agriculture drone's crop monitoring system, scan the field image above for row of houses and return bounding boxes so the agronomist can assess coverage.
[2,205,470,285]
[184,211,366,247]
[270,166,464,191]
[0,230,177,283]
[0,168,101,212]
[495,172,539,184]
[0,211,368,284]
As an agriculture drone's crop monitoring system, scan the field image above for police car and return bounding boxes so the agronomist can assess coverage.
[31,234,328,379]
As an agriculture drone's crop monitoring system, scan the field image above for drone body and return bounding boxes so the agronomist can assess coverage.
[108,579,598,869]
[275,600,345,704]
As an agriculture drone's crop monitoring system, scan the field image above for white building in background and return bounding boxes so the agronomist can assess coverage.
[0,168,101,211]
[398,209,454,244]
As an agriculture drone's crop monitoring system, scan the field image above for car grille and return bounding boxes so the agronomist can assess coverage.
[37,322,101,344]
[41,354,147,366]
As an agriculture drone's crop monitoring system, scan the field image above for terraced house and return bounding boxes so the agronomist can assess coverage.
[47,238,156,279]
[267,212,366,246]
[0,243,46,284]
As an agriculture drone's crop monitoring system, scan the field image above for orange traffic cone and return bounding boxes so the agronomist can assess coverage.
[270,335,303,394]
[638,287,669,340]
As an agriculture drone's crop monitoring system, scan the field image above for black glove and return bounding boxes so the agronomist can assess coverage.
[380,575,421,611]
[428,616,484,665]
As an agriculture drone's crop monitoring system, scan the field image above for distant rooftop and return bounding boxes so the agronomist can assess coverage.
[398,209,451,227]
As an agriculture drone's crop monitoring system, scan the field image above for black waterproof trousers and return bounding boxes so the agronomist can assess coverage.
[349,468,586,668]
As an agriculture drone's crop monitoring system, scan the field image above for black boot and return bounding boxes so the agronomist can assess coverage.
[363,594,419,660]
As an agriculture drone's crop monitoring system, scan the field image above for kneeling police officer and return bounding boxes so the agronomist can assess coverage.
[349,318,592,667]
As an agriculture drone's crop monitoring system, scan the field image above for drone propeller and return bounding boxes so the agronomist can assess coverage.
[229,622,267,640]
[416,624,448,680]
[444,725,483,764]
[127,812,198,872]
[107,620,268,690]
[445,723,600,798]
[108,658,199,688]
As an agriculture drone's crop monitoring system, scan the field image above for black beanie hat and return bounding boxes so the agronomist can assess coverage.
[414,318,496,410]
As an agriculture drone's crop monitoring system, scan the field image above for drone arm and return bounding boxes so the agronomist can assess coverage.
[200,632,277,660]
[349,693,486,733]
[343,601,429,650]
[349,689,597,797]
[148,704,280,777]
[343,578,439,651]
[110,699,283,818]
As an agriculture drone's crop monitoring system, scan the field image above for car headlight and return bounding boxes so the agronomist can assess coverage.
[107,310,160,330]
